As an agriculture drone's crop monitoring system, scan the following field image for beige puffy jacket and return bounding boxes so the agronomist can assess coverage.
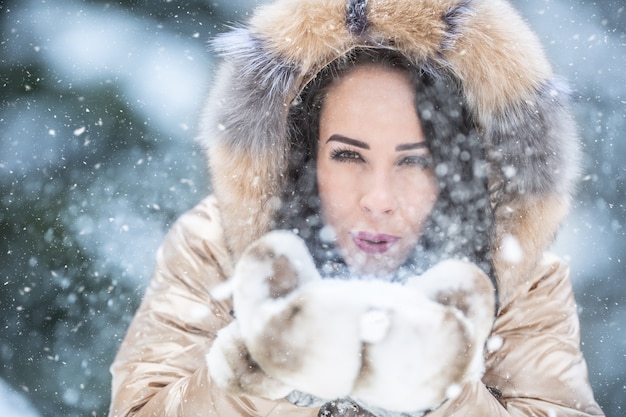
[110,0,604,415]
[109,197,602,417]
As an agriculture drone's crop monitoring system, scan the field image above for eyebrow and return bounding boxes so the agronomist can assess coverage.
[326,134,370,149]
[395,142,428,151]
[326,134,427,152]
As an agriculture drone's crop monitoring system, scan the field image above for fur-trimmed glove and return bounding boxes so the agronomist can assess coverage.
[206,231,495,412]
[350,260,496,411]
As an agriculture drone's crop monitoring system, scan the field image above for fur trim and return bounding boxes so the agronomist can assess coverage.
[346,0,369,36]
[198,0,580,305]
[201,31,300,257]
[493,195,571,304]
[485,79,579,198]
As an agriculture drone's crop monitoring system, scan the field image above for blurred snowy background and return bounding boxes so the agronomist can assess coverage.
[0,0,623,416]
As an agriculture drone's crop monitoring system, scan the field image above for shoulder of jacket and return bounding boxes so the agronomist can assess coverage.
[535,252,572,289]
[157,195,233,274]
[496,251,576,320]
[168,195,223,243]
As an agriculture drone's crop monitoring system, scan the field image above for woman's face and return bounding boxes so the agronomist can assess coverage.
[317,65,439,277]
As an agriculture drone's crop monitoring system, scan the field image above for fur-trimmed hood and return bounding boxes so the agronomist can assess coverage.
[198,0,580,306]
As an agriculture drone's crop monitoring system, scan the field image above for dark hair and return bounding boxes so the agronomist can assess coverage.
[275,48,495,286]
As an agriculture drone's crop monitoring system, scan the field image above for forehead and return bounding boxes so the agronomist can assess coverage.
[319,65,425,146]
[326,64,414,97]
[321,65,417,121]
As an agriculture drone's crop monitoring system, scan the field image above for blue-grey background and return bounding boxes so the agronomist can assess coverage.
[1,1,624,416]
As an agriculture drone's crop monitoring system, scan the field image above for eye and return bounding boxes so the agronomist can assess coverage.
[397,155,433,169]
[330,147,364,163]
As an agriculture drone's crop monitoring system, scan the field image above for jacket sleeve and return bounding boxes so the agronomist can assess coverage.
[428,255,604,417]
[108,196,319,417]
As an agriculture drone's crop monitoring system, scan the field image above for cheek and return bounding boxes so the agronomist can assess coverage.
[399,172,439,224]
[317,151,342,199]
[317,160,356,227]
[316,159,338,218]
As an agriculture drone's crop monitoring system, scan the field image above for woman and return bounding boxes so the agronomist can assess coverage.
[108,0,603,416]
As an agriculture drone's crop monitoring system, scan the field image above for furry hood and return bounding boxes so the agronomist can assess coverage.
[198,0,580,306]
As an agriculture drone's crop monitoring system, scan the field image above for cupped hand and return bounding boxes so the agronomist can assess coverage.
[207,231,496,413]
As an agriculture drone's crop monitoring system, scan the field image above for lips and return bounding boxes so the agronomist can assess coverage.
[352,231,400,254]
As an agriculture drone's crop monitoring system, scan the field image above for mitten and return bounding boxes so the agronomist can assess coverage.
[206,320,292,399]
[350,260,496,412]
[229,230,365,399]
[207,231,368,399]
[408,259,496,381]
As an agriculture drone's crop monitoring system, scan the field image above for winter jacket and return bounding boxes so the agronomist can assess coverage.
[109,197,602,417]
[109,0,604,415]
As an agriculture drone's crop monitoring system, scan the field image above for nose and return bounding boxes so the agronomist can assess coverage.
[360,170,397,216]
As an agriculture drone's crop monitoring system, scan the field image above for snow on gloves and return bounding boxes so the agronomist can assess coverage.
[206,231,496,412]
